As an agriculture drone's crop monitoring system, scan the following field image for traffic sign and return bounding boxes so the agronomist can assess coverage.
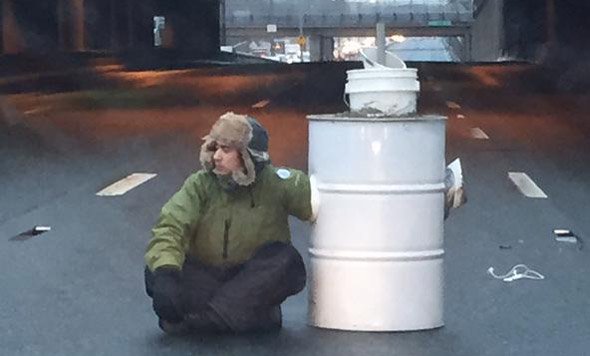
[297,35,306,46]
[428,20,452,27]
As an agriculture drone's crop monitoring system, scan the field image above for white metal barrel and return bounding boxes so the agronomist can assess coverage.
[306,114,446,332]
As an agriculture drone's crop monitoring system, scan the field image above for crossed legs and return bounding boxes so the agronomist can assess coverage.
[145,241,306,334]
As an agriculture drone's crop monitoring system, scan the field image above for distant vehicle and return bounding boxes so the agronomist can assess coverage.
[284,43,300,56]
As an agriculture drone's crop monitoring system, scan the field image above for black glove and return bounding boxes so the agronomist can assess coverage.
[151,267,183,323]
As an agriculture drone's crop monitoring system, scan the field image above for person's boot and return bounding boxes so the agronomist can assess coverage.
[264,305,282,331]
[184,306,230,333]
[158,319,189,336]
[209,304,282,333]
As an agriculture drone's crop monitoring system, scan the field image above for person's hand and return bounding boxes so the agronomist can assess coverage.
[152,267,183,323]
[453,187,467,208]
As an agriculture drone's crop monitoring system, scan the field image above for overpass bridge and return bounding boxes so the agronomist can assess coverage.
[223,0,474,61]
[1,0,516,63]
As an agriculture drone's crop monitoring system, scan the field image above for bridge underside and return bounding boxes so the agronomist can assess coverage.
[224,1,474,62]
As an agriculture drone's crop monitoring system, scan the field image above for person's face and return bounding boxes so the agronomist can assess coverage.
[212,143,243,175]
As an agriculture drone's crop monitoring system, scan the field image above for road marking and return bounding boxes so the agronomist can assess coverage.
[96,173,157,196]
[508,172,548,198]
[470,127,489,139]
[252,99,270,108]
[446,101,461,109]
[24,108,44,115]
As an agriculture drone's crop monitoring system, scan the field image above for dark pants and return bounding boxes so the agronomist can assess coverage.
[145,241,306,333]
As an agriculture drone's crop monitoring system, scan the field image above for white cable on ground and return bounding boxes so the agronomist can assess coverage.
[487,264,545,282]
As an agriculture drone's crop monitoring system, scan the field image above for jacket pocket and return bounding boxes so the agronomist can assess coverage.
[222,219,232,259]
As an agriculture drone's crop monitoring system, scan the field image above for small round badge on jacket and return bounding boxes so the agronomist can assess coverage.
[276,168,291,179]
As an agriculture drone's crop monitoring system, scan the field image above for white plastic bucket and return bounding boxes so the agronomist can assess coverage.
[345,68,420,116]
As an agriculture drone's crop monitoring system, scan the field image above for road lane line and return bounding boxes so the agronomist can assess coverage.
[508,172,548,198]
[96,173,157,196]
[252,99,270,108]
[446,101,461,109]
[470,127,490,139]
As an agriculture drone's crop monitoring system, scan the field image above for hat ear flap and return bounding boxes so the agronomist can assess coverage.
[199,136,216,171]
[231,148,256,186]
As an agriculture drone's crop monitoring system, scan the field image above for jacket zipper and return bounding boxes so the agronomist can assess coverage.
[249,189,255,208]
[222,219,231,259]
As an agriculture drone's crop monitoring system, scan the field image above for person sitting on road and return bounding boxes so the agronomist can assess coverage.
[144,112,313,334]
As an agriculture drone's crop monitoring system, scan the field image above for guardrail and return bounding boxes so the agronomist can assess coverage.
[226,0,473,28]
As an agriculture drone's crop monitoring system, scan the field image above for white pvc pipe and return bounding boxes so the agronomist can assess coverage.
[376,22,386,65]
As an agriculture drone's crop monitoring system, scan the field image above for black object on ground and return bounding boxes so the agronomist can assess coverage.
[553,229,583,250]
[9,225,51,241]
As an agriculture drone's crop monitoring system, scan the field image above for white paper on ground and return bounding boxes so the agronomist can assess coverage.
[447,158,463,189]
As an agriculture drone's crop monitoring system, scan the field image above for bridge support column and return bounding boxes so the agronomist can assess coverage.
[463,33,472,62]
[58,0,85,51]
[153,0,220,56]
[310,35,334,62]
[2,0,60,54]
[219,0,226,45]
[2,0,25,54]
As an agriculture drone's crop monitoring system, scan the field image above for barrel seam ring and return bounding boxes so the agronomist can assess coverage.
[308,248,445,261]
[317,182,446,194]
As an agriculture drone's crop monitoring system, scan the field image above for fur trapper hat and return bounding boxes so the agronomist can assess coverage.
[199,112,269,186]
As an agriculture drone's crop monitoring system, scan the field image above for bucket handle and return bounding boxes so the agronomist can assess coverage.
[343,92,350,109]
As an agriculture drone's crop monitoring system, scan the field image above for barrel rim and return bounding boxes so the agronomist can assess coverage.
[308,248,445,261]
[307,114,447,122]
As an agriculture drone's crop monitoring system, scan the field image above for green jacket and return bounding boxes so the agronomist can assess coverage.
[145,165,312,271]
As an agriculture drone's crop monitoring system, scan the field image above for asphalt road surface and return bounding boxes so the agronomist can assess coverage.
[1,62,589,356]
